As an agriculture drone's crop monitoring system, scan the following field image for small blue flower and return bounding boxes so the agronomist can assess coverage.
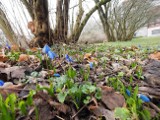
[89,62,94,69]
[126,89,131,96]
[138,94,150,102]
[65,54,73,63]
[42,44,51,54]
[48,51,57,60]
[53,73,60,77]
[0,80,4,86]
[6,43,11,50]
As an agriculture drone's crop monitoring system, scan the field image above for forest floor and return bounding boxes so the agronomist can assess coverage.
[0,38,160,120]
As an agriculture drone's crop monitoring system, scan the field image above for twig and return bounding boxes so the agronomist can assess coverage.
[71,104,87,119]
[139,87,160,96]
[56,115,65,120]
[71,105,79,120]
[149,102,160,113]
[0,88,30,91]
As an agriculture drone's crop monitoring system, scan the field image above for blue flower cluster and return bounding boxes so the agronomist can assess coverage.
[42,44,57,60]
[126,89,150,102]
[65,54,73,63]
[6,43,11,50]
[42,44,75,77]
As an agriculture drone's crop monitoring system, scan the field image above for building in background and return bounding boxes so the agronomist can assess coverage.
[135,0,160,37]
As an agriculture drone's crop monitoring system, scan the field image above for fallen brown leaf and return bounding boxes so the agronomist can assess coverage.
[91,103,115,120]
[88,98,98,110]
[0,54,8,62]
[18,54,29,62]
[149,52,160,60]
[0,62,10,68]
[101,86,125,110]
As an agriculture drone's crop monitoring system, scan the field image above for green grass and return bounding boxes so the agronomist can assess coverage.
[105,36,160,47]
[83,37,160,52]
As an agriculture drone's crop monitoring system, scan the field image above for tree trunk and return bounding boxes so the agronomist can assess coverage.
[69,0,111,43]
[29,0,51,47]
[54,0,70,43]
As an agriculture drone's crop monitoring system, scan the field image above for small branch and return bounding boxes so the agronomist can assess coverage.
[56,115,65,120]
[139,87,160,96]
[149,102,160,113]
[71,104,87,119]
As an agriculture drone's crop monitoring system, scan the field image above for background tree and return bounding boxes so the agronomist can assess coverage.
[95,0,158,42]
[0,3,18,45]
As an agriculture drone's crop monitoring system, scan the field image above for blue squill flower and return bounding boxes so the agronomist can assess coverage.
[0,80,4,86]
[42,44,51,54]
[138,94,150,102]
[6,43,11,50]
[53,73,60,77]
[89,62,93,69]
[126,89,131,96]
[65,54,73,63]
[48,51,57,60]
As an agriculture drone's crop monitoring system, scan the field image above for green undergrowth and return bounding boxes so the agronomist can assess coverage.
[0,66,101,120]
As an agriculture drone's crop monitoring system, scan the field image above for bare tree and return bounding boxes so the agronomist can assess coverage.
[95,0,157,42]
[20,0,111,47]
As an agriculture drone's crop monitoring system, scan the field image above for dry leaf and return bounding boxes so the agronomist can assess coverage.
[28,55,40,63]
[0,54,8,62]
[84,53,98,64]
[0,82,24,99]
[11,44,20,51]
[149,52,160,60]
[91,103,115,120]
[18,54,29,62]
[30,47,39,52]
[88,98,98,110]
[84,53,92,60]
[101,86,125,110]
[100,86,114,92]
[0,62,10,68]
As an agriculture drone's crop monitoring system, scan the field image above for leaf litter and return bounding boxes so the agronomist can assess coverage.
[0,44,160,120]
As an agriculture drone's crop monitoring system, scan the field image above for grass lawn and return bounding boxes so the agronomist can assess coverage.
[104,36,160,47]
[84,36,160,52]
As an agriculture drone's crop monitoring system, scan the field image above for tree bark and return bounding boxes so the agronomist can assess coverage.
[20,0,34,19]
[54,0,70,43]
[29,0,51,47]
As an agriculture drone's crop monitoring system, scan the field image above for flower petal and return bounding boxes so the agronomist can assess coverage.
[6,43,11,50]
[65,54,73,63]
[138,94,150,102]
[0,80,4,86]
[54,73,60,77]
[48,51,57,60]
[126,89,131,96]
[42,44,51,54]
[89,62,94,69]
